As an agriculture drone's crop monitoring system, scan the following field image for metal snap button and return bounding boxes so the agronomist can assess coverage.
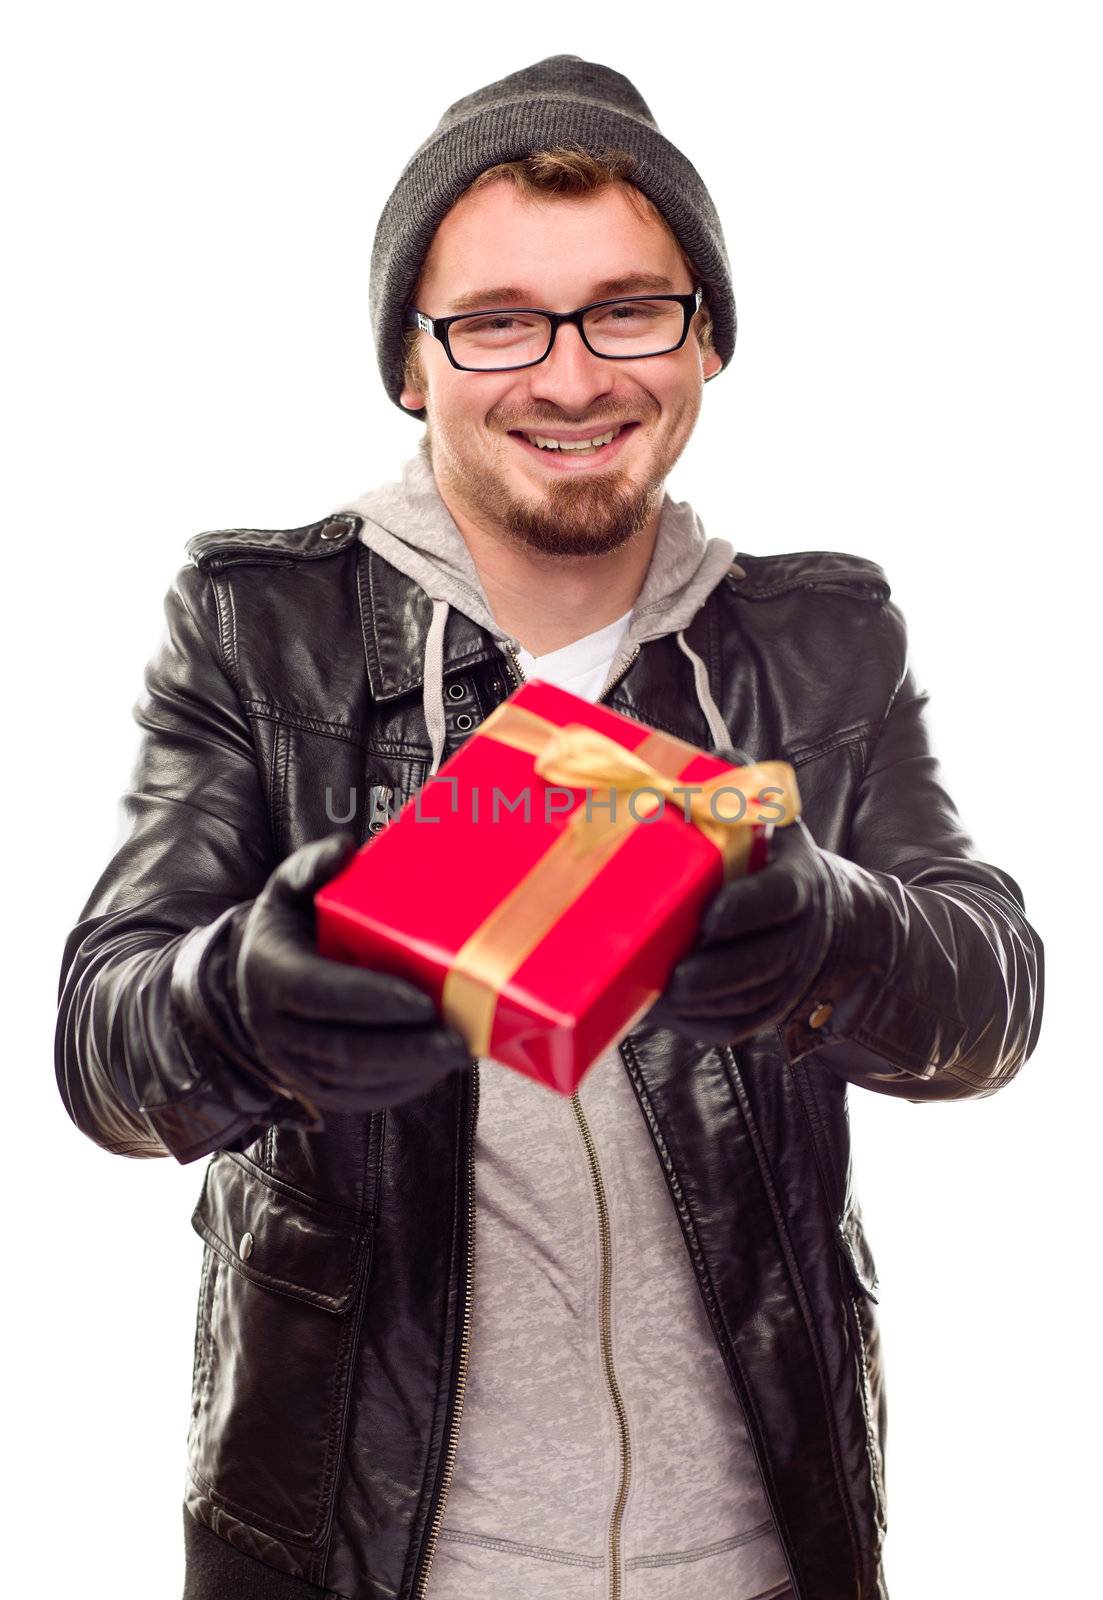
[447,682,466,700]
[239,1231,254,1260]
[808,1002,833,1029]
[455,712,474,731]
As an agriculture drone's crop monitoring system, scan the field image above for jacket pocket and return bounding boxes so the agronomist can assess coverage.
[836,1205,880,1304]
[187,1152,371,1544]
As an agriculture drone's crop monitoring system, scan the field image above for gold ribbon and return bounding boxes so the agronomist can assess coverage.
[440,702,801,1061]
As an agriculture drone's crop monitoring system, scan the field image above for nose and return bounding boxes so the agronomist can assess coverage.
[525,320,616,414]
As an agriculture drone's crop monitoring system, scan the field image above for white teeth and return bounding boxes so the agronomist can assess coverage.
[522,427,621,452]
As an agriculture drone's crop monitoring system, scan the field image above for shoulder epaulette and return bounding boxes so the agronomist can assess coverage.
[186,513,362,573]
[724,550,891,604]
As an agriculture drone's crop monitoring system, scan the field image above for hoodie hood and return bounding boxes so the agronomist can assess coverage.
[334,435,743,773]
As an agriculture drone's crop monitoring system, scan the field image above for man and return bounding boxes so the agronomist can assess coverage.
[55,55,1043,1600]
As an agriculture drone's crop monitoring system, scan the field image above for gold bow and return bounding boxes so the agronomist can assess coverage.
[438,702,802,1064]
[532,721,799,872]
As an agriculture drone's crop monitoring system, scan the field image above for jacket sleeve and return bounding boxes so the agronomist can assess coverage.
[54,561,321,1163]
[781,601,1044,1101]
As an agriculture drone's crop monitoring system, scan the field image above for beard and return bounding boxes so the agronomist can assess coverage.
[457,462,656,557]
[428,421,672,558]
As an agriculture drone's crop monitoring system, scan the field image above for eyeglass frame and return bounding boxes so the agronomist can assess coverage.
[403,286,704,373]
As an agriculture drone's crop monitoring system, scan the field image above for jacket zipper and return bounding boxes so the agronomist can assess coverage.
[413,1063,480,1600]
[411,636,640,1600]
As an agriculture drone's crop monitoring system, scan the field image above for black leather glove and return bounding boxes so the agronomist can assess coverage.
[647,808,841,1048]
[187,831,474,1121]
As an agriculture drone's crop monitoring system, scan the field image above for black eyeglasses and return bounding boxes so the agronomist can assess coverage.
[404,286,704,372]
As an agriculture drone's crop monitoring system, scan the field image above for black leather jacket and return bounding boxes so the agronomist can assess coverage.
[54,512,1043,1600]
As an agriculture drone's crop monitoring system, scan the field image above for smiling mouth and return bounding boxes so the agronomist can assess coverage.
[508,421,639,463]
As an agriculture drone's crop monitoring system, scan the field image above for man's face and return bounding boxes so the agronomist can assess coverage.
[401,181,722,558]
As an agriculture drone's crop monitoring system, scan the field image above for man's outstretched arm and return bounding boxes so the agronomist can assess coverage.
[650,600,1044,1100]
[54,564,309,1162]
[780,624,1045,1099]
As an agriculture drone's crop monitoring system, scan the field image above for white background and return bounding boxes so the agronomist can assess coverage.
[4,3,1099,1595]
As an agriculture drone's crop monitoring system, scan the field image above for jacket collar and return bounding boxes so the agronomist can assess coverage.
[354,520,892,703]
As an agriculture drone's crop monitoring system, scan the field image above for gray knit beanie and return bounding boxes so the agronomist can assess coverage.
[370,54,736,420]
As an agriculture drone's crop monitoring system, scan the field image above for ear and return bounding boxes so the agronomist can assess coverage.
[702,349,722,382]
[400,380,427,411]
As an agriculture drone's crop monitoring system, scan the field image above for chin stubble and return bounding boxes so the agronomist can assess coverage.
[489,472,657,557]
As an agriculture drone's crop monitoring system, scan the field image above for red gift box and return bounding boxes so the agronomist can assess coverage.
[314,680,801,1096]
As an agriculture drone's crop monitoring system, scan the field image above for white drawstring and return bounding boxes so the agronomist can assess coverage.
[423,598,449,775]
[675,629,733,752]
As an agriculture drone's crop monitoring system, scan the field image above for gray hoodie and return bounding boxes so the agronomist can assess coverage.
[333,443,794,1600]
[337,436,746,776]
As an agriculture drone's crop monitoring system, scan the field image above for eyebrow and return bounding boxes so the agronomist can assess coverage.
[444,273,679,314]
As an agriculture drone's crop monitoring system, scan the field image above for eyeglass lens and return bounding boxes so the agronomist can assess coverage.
[448,300,686,370]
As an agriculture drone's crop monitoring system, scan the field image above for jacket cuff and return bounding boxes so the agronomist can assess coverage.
[782,849,908,1065]
[165,908,324,1146]
[171,906,263,1078]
